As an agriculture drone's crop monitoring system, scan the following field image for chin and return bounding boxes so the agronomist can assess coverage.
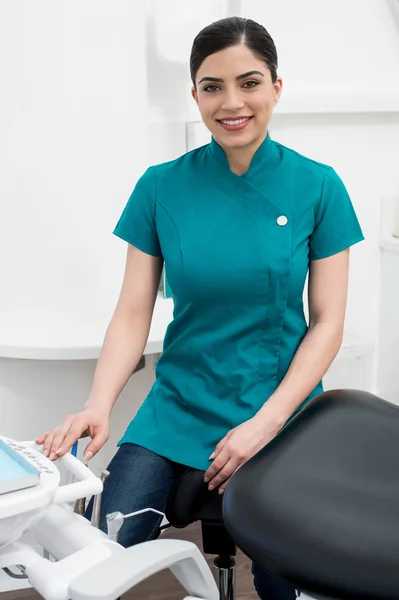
[216,132,259,150]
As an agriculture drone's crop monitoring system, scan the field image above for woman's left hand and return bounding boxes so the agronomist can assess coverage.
[204,414,282,495]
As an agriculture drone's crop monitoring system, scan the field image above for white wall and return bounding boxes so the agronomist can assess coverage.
[0,0,148,326]
[0,0,152,471]
[240,0,399,99]
[378,248,399,404]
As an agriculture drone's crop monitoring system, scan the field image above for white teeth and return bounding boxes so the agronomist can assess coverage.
[220,117,251,125]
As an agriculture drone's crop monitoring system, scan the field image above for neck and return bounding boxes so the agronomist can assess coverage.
[223,131,267,176]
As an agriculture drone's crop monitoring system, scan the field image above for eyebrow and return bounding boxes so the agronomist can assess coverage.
[198,70,264,85]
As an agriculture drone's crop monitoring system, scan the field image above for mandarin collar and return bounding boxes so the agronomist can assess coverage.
[208,130,280,178]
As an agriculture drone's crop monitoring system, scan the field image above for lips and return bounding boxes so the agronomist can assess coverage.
[217,116,253,125]
[216,116,254,131]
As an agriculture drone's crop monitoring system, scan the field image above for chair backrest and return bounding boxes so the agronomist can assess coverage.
[223,389,399,600]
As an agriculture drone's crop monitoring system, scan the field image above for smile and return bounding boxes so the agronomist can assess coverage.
[217,116,253,131]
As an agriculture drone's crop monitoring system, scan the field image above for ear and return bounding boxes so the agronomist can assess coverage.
[191,86,199,106]
[273,77,283,106]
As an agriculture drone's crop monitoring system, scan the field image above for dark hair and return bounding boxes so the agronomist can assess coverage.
[190,16,278,86]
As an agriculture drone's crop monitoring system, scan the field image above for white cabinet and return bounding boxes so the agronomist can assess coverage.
[377,244,399,405]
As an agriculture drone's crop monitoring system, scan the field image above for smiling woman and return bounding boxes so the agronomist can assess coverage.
[190,18,281,175]
[36,15,365,600]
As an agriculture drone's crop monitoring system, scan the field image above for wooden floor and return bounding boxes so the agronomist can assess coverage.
[0,522,259,599]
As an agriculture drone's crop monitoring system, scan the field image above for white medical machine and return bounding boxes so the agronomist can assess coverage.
[0,436,219,600]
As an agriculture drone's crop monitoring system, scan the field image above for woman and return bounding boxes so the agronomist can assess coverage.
[36,16,364,599]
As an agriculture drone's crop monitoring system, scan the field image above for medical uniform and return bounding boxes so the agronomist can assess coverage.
[113,132,364,471]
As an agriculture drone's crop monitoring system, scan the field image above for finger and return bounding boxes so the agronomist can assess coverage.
[54,428,82,458]
[83,428,109,462]
[218,464,241,494]
[209,443,223,461]
[42,432,56,458]
[208,458,240,491]
[47,418,78,459]
[205,446,232,484]
[42,417,73,458]
[218,478,230,495]
[53,413,92,458]
[204,452,227,482]
[212,432,232,459]
[218,460,246,495]
[206,435,230,473]
[35,432,49,445]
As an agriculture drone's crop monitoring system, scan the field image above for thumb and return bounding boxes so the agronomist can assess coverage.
[83,429,108,462]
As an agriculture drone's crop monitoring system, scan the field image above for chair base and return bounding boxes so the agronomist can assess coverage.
[213,555,235,600]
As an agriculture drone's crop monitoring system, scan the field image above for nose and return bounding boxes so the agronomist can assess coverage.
[221,88,245,113]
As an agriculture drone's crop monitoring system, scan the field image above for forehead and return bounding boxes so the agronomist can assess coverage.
[196,44,267,79]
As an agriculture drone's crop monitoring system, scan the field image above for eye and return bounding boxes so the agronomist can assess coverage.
[203,85,220,93]
[242,80,259,89]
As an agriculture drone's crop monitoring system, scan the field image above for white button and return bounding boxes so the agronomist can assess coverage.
[277,215,288,226]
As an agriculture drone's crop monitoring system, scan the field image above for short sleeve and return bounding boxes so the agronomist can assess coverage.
[113,167,163,258]
[309,167,365,260]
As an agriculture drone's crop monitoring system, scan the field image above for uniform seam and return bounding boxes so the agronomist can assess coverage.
[273,141,333,171]
[154,196,193,414]
[155,201,184,282]
[150,165,160,221]
[273,225,293,388]
[292,169,330,238]
[149,166,164,259]
[151,145,208,172]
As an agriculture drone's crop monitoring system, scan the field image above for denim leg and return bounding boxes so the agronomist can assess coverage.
[85,443,185,547]
[252,562,300,599]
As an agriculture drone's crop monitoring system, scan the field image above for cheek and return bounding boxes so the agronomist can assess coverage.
[253,93,274,116]
[197,94,219,118]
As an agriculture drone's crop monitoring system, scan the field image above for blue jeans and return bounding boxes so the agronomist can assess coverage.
[85,442,298,599]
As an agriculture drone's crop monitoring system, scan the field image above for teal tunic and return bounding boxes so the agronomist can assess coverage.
[113,132,364,471]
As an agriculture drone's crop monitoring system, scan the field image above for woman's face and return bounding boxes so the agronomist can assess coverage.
[192,44,282,151]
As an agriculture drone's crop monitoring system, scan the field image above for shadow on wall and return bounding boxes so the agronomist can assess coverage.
[146,8,191,122]
[145,0,244,122]
[0,358,97,438]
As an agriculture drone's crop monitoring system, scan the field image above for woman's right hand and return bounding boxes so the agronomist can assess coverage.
[35,408,110,462]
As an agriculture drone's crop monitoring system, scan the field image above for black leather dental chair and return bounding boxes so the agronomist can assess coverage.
[165,467,237,599]
[223,389,399,600]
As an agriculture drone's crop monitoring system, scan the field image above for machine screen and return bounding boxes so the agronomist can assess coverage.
[0,439,40,495]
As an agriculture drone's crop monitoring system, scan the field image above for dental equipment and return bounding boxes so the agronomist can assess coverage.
[0,435,219,600]
[105,508,165,543]
[90,468,110,528]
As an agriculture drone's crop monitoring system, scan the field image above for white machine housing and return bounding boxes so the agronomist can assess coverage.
[0,436,219,600]
[0,436,102,548]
